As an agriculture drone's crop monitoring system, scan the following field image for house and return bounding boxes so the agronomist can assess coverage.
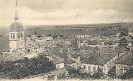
[41,49,65,70]
[115,52,133,77]
[69,54,81,69]
[50,54,65,69]
[65,58,76,69]
[81,51,122,75]
[99,36,109,41]
[75,35,92,39]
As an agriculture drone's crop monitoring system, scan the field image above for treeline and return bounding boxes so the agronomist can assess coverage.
[0,54,56,79]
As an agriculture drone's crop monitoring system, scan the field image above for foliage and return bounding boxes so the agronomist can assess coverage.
[68,68,91,79]
[108,66,116,78]
[92,67,104,79]
[0,54,56,79]
[119,28,129,37]
[119,38,128,47]
[121,67,133,79]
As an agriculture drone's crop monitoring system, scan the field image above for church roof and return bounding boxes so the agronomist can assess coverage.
[10,22,23,32]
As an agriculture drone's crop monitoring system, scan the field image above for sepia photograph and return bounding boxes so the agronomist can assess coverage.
[0,0,133,81]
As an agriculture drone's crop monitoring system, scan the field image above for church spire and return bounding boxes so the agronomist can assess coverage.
[15,0,18,22]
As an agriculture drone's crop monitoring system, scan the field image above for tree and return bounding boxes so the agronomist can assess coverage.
[121,67,133,79]
[68,68,91,79]
[0,54,56,79]
[119,38,128,47]
[92,67,104,79]
[108,66,116,78]
[119,28,129,37]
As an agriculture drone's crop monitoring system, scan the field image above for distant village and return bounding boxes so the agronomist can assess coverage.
[0,17,133,80]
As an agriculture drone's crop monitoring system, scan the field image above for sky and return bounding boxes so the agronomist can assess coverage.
[0,0,133,27]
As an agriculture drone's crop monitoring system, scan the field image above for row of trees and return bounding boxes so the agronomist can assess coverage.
[0,54,56,79]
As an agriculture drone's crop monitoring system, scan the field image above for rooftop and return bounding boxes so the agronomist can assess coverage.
[65,59,75,64]
[82,51,117,65]
[115,52,133,65]
[10,22,23,32]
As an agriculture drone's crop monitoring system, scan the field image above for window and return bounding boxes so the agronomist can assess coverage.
[13,33,15,39]
[83,65,86,69]
[11,33,12,39]
[93,67,96,71]
[124,66,127,73]
[88,66,91,71]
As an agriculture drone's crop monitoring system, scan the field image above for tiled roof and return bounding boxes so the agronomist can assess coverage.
[65,59,75,64]
[104,41,114,45]
[88,40,101,45]
[71,54,80,59]
[10,22,23,32]
[115,52,133,65]
[65,64,74,70]
[82,52,117,65]
[115,46,126,53]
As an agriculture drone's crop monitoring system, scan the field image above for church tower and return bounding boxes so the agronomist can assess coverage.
[9,0,25,52]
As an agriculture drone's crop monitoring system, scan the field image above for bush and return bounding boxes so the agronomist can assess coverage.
[68,68,91,79]
[108,66,116,78]
[0,54,56,79]
[121,67,133,79]
[92,67,104,79]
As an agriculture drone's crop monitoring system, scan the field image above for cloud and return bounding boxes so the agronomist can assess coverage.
[45,9,82,19]
[0,0,133,27]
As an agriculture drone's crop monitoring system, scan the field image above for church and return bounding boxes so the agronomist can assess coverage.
[9,0,25,52]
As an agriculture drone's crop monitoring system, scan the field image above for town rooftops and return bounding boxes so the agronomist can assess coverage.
[115,52,133,65]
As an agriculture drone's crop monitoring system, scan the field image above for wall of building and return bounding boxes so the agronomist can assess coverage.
[9,31,25,52]
[9,41,17,51]
[103,55,118,74]
[116,64,133,76]
[56,63,64,69]
[81,63,102,74]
